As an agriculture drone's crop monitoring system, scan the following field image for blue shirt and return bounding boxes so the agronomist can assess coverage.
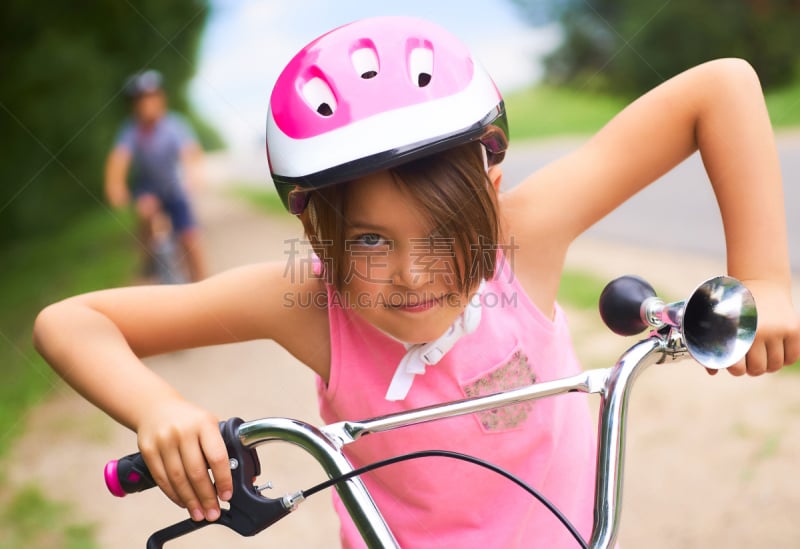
[114,113,197,198]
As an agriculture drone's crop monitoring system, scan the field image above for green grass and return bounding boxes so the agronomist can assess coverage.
[505,80,800,141]
[557,270,608,311]
[0,207,137,547]
[0,207,138,457]
[504,85,627,140]
[230,185,287,216]
[0,485,97,549]
[766,79,800,129]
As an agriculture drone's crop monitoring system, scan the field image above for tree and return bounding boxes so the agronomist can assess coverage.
[0,0,214,246]
[512,0,800,96]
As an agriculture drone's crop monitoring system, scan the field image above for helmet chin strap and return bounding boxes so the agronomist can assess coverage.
[385,280,485,401]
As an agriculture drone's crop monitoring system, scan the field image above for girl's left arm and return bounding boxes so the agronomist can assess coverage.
[510,58,799,375]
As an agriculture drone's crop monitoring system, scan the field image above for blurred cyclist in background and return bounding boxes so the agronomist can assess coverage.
[104,69,207,282]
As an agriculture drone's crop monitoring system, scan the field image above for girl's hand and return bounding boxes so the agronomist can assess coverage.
[718,279,800,376]
[136,399,233,522]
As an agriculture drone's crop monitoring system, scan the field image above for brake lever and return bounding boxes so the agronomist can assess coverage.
[145,417,294,548]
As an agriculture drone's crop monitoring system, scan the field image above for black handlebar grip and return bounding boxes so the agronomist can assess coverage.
[104,452,157,497]
[598,275,657,336]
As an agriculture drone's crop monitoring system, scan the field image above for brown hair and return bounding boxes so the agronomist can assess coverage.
[300,142,500,294]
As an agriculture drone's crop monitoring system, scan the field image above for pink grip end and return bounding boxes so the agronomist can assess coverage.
[104,460,127,497]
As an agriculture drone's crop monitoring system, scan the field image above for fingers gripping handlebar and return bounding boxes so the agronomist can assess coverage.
[104,418,256,498]
[104,417,293,548]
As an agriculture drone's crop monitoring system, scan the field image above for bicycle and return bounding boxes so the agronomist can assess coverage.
[141,210,188,285]
[104,274,757,548]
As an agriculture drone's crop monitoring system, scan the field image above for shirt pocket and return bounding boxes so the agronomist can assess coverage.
[458,341,540,434]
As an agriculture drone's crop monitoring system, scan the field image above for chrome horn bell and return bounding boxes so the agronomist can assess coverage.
[599,275,758,369]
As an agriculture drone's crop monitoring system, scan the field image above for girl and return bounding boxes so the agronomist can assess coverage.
[33,16,800,548]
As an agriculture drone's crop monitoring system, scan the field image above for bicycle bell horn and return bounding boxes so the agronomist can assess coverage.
[599,275,758,369]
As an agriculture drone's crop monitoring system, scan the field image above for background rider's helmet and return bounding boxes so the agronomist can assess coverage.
[266,16,509,214]
[123,69,163,100]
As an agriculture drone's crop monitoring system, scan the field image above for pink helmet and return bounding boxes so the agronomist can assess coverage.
[266,16,509,214]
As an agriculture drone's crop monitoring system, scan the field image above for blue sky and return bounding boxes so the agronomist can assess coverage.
[190,0,560,149]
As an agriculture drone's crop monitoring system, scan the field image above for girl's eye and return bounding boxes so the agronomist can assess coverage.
[356,233,387,247]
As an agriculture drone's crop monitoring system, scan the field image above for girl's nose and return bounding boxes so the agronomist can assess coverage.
[390,252,430,289]
[395,250,458,290]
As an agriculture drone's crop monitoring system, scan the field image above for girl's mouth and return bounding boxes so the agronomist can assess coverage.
[389,294,445,313]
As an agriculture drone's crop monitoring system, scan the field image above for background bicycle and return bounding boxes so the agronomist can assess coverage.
[142,211,189,285]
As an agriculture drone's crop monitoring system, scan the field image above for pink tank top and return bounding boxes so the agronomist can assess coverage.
[316,256,596,548]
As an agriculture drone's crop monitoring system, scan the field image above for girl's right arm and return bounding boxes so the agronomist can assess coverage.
[505,58,799,376]
[32,260,328,522]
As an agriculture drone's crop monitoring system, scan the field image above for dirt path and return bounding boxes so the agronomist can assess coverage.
[6,182,800,548]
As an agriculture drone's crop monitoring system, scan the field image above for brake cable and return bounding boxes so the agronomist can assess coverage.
[301,449,589,549]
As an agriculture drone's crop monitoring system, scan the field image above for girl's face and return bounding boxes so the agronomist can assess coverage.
[340,170,470,343]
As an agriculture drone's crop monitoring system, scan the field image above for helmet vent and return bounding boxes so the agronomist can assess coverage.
[351,43,380,80]
[302,76,337,117]
[408,44,434,88]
